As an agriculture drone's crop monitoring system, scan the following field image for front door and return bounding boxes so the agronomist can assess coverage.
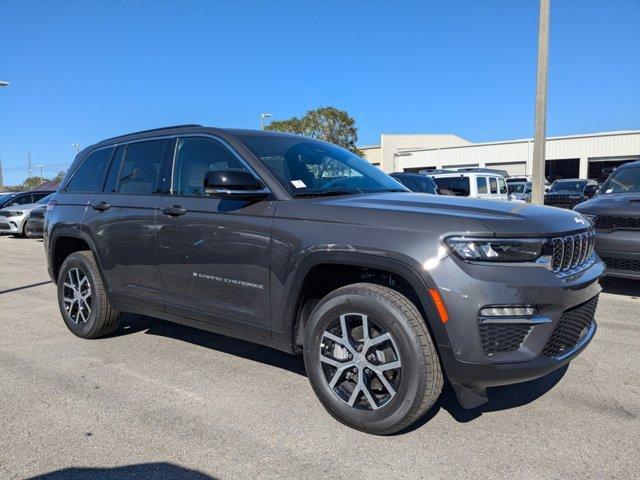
[156,136,274,336]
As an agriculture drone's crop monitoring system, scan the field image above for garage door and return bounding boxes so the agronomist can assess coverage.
[487,162,527,177]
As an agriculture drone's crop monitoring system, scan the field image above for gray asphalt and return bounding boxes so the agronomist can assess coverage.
[0,234,638,480]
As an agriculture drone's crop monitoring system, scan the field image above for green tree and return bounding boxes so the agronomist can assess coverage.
[266,106,362,155]
[22,176,51,190]
[54,170,66,182]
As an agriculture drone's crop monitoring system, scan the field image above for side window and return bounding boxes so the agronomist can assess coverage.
[477,177,488,194]
[32,193,50,202]
[395,177,417,191]
[489,177,498,194]
[498,178,508,194]
[117,140,169,194]
[66,148,114,192]
[173,137,252,197]
[103,145,126,193]
[7,194,33,206]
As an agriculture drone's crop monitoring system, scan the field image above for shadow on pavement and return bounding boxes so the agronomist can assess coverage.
[112,313,307,376]
[28,462,215,479]
[601,277,640,297]
[112,313,568,430]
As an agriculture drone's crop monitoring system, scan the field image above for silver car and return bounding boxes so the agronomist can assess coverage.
[0,194,53,236]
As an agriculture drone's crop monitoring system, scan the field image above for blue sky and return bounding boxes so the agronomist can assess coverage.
[1,0,639,185]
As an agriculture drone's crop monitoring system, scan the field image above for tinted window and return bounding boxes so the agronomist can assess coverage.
[32,192,50,202]
[413,177,437,194]
[5,194,33,206]
[393,177,417,191]
[489,177,497,194]
[103,145,126,193]
[66,148,113,192]
[36,194,53,204]
[601,167,640,194]
[173,137,251,197]
[477,177,488,194]
[549,180,587,193]
[117,140,169,194]
[237,134,406,195]
[432,177,470,196]
[498,177,508,194]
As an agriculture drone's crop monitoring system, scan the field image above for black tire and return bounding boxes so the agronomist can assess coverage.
[303,283,443,435]
[57,250,120,338]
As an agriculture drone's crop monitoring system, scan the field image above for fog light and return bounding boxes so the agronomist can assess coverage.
[480,306,536,317]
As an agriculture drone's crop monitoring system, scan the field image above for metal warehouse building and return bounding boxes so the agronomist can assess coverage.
[361,130,640,182]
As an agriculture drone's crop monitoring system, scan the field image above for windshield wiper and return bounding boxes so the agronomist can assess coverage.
[294,190,357,198]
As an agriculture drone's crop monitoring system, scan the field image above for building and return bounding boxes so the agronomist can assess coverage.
[361,130,640,182]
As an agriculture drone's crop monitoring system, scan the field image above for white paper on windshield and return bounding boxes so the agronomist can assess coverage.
[291,180,306,188]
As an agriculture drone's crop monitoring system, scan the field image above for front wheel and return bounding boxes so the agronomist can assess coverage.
[303,283,443,435]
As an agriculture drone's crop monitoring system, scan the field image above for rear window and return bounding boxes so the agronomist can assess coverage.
[432,176,470,196]
[66,147,113,192]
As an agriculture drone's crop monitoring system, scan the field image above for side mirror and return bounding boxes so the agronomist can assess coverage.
[203,169,269,200]
[584,184,597,198]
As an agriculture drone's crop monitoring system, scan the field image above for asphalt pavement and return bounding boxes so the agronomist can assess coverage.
[0,234,638,479]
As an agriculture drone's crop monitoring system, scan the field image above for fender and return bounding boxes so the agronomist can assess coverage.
[271,250,451,352]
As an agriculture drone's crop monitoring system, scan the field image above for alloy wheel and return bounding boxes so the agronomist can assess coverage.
[319,313,402,411]
[63,267,92,324]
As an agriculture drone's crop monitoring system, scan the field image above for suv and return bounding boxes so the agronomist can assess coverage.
[426,171,509,200]
[389,172,440,194]
[45,125,604,434]
[544,179,599,209]
[574,161,640,279]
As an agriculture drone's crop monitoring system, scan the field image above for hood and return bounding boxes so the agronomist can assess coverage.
[308,192,590,237]
[0,202,43,214]
[574,193,640,215]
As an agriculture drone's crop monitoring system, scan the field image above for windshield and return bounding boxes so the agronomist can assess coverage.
[600,167,640,194]
[549,180,586,193]
[236,134,407,196]
[508,183,528,194]
[36,194,53,204]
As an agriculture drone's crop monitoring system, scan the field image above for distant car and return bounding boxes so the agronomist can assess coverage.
[25,205,47,238]
[0,191,51,209]
[544,179,598,209]
[426,171,509,200]
[389,173,440,194]
[507,181,532,202]
[0,194,53,236]
[574,161,640,279]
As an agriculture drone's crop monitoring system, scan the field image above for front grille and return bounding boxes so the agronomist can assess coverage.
[0,224,10,230]
[550,229,595,273]
[602,257,640,272]
[594,215,640,231]
[542,296,598,358]
[544,195,584,209]
[480,323,532,353]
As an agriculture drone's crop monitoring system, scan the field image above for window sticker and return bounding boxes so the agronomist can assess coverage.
[291,180,306,189]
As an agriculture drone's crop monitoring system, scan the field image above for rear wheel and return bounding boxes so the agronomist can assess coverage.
[303,283,443,435]
[57,251,120,338]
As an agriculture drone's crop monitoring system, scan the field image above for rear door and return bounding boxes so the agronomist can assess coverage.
[156,135,274,335]
[82,138,173,310]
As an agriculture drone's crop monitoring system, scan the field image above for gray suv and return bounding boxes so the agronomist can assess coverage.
[45,125,604,434]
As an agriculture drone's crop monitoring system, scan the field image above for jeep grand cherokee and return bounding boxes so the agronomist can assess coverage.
[45,125,604,434]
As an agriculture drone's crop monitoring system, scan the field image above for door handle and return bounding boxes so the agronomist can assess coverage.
[92,201,111,211]
[161,205,187,217]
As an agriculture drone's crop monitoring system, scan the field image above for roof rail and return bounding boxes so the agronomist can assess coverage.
[102,124,202,142]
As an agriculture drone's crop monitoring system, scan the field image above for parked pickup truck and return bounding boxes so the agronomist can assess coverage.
[45,125,604,434]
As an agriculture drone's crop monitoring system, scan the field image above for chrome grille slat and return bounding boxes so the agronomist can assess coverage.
[551,229,594,274]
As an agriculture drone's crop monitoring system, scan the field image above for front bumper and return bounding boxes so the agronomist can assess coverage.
[594,229,640,279]
[0,217,23,234]
[424,252,604,407]
[25,218,44,238]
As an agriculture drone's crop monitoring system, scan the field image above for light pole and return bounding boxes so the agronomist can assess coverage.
[260,113,273,130]
[35,164,45,185]
[0,81,9,87]
[71,144,81,154]
[531,0,550,204]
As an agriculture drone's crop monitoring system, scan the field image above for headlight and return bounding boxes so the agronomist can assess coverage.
[446,237,546,262]
[6,211,23,217]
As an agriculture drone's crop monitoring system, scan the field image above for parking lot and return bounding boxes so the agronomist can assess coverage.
[0,234,638,480]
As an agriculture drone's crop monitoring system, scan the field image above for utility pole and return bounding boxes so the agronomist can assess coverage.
[35,164,45,185]
[260,113,273,130]
[71,144,81,155]
[0,155,4,192]
[531,0,550,205]
[27,151,32,178]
